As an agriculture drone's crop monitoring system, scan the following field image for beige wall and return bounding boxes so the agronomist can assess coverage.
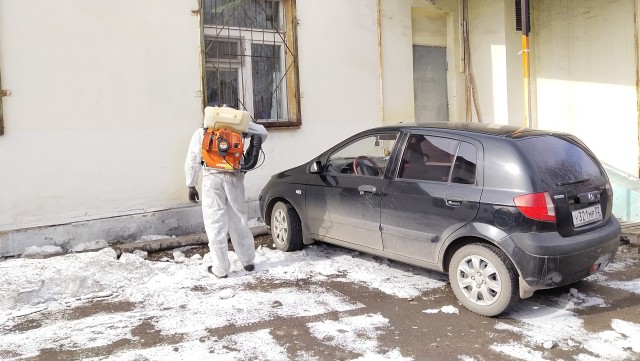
[467,0,513,124]
[246,0,384,198]
[1,0,638,251]
[0,0,386,234]
[531,0,638,175]
[379,0,465,125]
[380,0,415,124]
[0,0,203,231]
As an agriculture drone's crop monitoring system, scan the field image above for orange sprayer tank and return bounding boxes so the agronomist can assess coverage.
[201,128,244,171]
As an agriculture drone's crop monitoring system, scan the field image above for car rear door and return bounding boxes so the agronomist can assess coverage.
[305,132,399,251]
[515,134,613,236]
[380,132,483,264]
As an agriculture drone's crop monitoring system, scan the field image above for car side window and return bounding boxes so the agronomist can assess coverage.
[326,133,398,177]
[451,142,477,185]
[399,134,458,182]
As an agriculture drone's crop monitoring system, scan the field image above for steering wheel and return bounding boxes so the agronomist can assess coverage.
[353,156,383,177]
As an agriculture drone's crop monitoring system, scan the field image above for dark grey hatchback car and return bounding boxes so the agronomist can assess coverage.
[259,122,621,316]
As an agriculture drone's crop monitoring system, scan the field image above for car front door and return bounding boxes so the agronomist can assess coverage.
[381,132,482,264]
[306,133,399,251]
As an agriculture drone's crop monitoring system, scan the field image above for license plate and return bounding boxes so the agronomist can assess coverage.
[572,205,603,227]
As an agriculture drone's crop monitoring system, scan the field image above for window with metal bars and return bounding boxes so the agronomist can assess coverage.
[202,0,301,127]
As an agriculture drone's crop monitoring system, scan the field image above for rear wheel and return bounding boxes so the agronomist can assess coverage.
[270,201,304,252]
[448,243,519,316]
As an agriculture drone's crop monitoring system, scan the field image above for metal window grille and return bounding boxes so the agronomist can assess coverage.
[202,0,301,127]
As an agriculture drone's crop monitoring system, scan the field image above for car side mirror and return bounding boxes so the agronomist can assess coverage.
[309,160,322,174]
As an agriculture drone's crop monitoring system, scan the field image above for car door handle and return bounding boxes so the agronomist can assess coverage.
[358,185,376,195]
[446,199,463,207]
[445,194,465,207]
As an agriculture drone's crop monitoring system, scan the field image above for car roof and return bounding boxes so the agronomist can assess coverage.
[371,121,566,139]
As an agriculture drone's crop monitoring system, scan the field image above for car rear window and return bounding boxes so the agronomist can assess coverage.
[516,135,607,190]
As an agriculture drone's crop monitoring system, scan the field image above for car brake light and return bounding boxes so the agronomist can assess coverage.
[513,192,556,222]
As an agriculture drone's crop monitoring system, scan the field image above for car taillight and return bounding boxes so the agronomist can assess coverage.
[513,192,556,222]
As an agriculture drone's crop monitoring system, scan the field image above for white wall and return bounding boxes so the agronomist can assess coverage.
[0,0,203,232]
[0,0,385,248]
[378,0,465,125]
[244,0,384,198]
[532,0,638,176]
[380,0,415,125]
[467,0,510,124]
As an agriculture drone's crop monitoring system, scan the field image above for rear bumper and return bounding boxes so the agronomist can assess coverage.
[502,217,621,293]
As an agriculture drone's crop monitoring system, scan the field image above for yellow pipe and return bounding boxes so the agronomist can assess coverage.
[521,34,531,128]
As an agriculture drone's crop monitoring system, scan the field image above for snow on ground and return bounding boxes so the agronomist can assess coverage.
[0,243,447,360]
[489,254,640,361]
[1,241,639,360]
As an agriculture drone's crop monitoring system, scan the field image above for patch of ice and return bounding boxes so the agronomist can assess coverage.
[601,258,638,273]
[493,301,640,360]
[259,244,447,298]
[422,305,459,314]
[422,309,440,314]
[22,245,65,258]
[2,313,142,358]
[247,218,266,228]
[490,343,546,361]
[601,279,640,295]
[350,349,413,360]
[440,305,459,314]
[173,251,186,263]
[84,329,289,361]
[133,249,148,259]
[308,313,389,355]
[138,235,172,242]
[458,356,477,361]
[72,240,109,252]
[543,288,608,310]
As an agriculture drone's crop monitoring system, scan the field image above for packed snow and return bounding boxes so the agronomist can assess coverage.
[1,240,639,360]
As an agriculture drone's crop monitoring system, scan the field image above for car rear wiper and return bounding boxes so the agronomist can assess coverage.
[557,178,589,186]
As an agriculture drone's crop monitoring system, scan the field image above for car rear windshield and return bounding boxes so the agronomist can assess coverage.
[516,135,606,190]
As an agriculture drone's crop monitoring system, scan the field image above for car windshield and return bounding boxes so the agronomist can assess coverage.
[516,135,606,190]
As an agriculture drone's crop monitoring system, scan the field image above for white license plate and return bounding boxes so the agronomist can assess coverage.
[572,205,603,227]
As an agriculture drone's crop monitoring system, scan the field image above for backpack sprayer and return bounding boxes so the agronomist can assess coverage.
[201,106,262,172]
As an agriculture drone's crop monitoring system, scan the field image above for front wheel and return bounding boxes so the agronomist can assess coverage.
[448,243,519,317]
[270,201,304,252]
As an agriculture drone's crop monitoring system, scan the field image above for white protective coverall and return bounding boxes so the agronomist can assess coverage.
[185,122,268,277]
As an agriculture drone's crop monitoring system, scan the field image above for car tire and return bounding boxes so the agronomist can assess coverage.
[448,243,519,317]
[270,201,304,252]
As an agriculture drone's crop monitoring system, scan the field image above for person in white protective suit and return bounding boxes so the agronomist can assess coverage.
[184,118,268,278]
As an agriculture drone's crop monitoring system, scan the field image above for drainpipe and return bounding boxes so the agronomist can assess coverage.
[635,0,640,176]
[462,0,482,122]
[377,0,384,125]
[519,0,532,127]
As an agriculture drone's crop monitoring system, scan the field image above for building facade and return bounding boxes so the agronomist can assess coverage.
[0,0,638,256]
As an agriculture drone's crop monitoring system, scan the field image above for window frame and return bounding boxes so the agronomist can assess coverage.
[325,132,399,178]
[201,0,300,128]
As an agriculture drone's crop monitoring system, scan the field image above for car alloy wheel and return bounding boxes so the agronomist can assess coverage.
[270,201,304,252]
[272,208,289,247]
[448,243,518,316]
[456,254,501,306]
